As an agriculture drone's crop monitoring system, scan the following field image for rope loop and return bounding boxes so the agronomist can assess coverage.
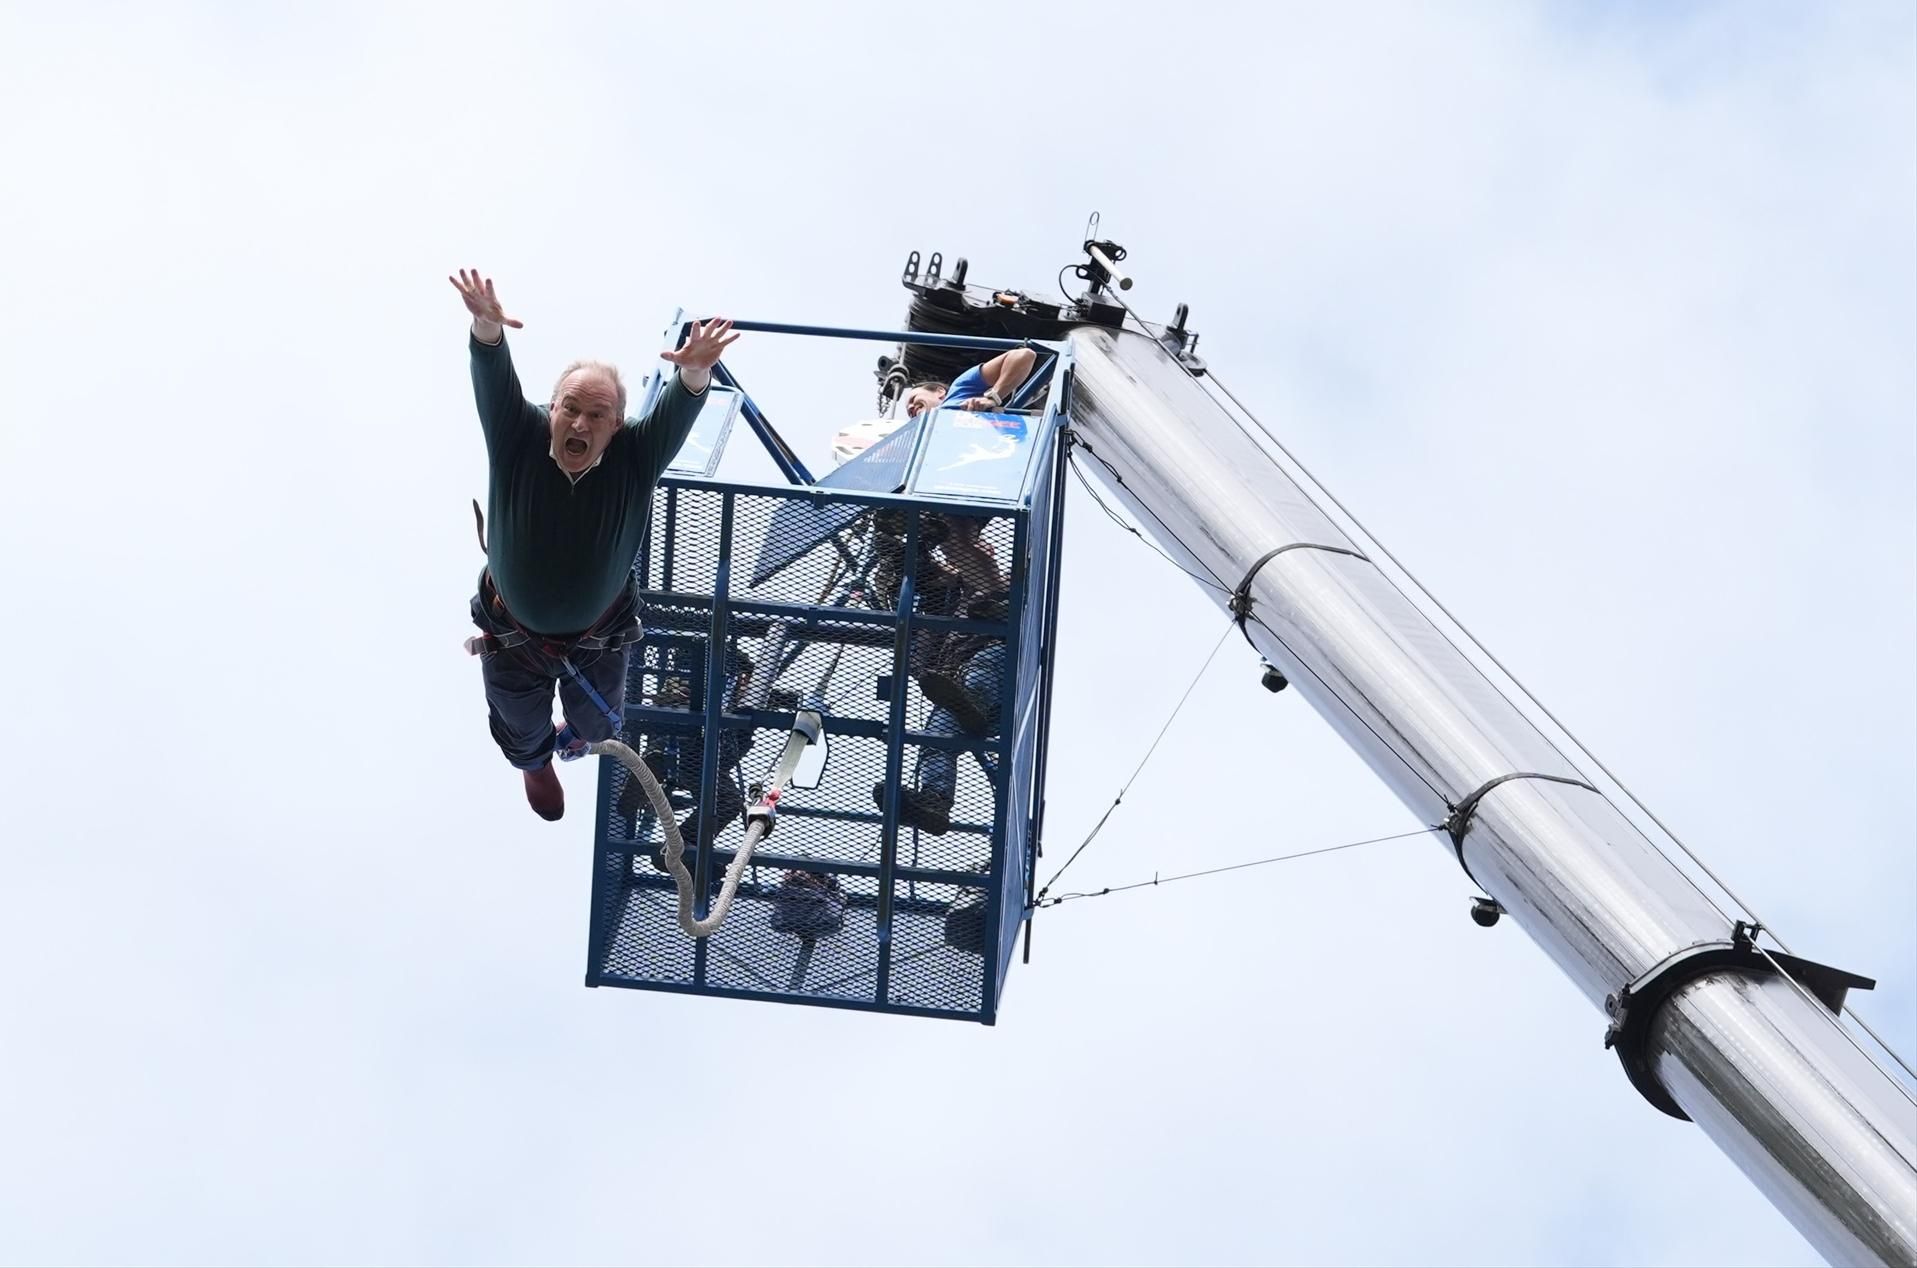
[592,737,769,939]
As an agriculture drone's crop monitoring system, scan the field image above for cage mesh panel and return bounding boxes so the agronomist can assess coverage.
[701,879,886,1004]
[887,879,989,1012]
[596,873,986,1015]
[729,493,885,612]
[643,486,724,596]
[598,871,696,985]
[1016,456,1053,707]
[893,730,1000,874]
[606,624,762,850]
[759,618,897,727]
[736,730,892,866]
[592,479,1047,1021]
[998,439,1056,974]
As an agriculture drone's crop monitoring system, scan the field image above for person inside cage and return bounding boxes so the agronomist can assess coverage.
[854,349,1030,837]
[830,343,1038,466]
[865,508,1010,957]
[862,511,1013,837]
[757,348,1034,940]
[874,553,1011,837]
[897,345,1038,420]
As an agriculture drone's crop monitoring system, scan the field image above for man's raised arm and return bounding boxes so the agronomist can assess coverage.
[450,269,531,445]
[630,317,741,485]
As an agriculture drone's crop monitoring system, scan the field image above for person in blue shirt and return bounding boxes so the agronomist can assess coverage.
[899,346,1037,419]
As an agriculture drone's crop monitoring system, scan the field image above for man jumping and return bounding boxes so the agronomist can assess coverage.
[452,269,739,820]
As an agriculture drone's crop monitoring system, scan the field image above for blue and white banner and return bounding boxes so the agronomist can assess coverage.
[910,409,1035,504]
[665,386,742,478]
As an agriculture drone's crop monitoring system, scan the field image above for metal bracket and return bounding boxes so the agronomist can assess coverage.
[1160,302,1208,376]
[1603,921,1877,1120]
[1228,542,1369,648]
[1443,772,1599,878]
[1162,302,1191,356]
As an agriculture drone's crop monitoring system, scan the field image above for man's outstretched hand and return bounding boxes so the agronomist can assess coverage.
[660,317,739,394]
[450,269,523,344]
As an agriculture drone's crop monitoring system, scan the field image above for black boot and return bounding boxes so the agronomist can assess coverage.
[872,781,951,835]
[920,672,992,735]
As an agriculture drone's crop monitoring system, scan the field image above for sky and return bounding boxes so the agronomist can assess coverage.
[0,2,1912,1265]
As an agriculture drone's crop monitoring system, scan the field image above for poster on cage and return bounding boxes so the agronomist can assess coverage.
[664,386,741,478]
[910,408,1034,504]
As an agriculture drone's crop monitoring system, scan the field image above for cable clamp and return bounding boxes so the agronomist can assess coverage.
[745,783,782,837]
[1229,542,1369,643]
[1441,772,1600,881]
[1602,922,1875,1120]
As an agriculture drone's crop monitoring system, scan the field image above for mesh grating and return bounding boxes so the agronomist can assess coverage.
[592,866,996,1017]
[640,486,726,597]
[593,475,1058,1022]
[886,879,991,1012]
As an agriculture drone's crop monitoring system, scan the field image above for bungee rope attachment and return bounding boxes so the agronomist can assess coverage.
[591,711,822,939]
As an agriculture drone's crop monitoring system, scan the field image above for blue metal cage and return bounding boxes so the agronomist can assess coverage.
[585,320,1071,1023]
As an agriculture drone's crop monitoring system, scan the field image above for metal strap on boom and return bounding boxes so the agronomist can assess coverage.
[1604,921,1877,1120]
[1444,772,1600,876]
[592,710,821,939]
[1228,542,1369,647]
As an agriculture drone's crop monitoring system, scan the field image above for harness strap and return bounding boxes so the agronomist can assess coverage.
[463,504,635,741]
[559,655,625,734]
[464,621,625,658]
[465,569,638,659]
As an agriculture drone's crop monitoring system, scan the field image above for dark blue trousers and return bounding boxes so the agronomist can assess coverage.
[470,575,636,770]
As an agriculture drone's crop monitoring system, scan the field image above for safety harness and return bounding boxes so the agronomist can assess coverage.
[463,498,638,740]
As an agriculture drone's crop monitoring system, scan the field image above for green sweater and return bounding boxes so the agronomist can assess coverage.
[471,332,706,635]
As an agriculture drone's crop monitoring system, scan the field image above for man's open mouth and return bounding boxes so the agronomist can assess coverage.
[564,437,589,458]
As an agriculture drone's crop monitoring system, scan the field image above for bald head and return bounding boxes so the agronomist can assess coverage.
[548,359,627,477]
[553,359,627,418]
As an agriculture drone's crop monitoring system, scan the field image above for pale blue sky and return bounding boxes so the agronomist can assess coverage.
[0,3,1911,1265]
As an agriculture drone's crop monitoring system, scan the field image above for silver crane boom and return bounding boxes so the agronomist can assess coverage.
[1062,323,1917,1266]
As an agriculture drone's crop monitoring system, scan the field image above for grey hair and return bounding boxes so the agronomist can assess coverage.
[552,359,628,419]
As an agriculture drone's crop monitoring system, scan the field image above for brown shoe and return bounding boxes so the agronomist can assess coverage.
[523,760,564,821]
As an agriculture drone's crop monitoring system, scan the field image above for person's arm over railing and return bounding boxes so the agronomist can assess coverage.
[958,346,1038,412]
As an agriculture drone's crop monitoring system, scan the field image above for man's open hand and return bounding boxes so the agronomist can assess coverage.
[660,317,739,394]
[449,269,523,343]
